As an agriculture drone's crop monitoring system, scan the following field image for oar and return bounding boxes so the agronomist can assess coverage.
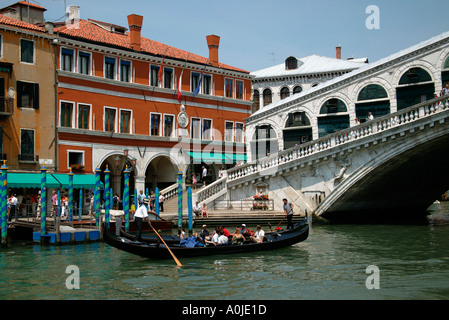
[149,221,183,267]
[275,215,286,230]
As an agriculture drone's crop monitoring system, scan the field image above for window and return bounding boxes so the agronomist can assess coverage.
[191,118,201,139]
[0,34,2,58]
[358,84,388,101]
[68,151,84,169]
[78,104,90,129]
[236,80,244,100]
[203,75,212,95]
[164,68,173,89]
[17,81,39,109]
[60,102,74,127]
[20,39,34,64]
[285,57,298,70]
[235,123,244,143]
[263,89,272,106]
[225,79,234,98]
[120,110,131,134]
[293,86,303,94]
[202,119,212,140]
[164,115,174,137]
[78,51,90,75]
[280,87,290,100]
[20,129,34,158]
[225,121,234,142]
[252,90,260,113]
[105,57,116,80]
[120,60,131,82]
[104,108,116,132]
[61,48,74,71]
[150,113,161,136]
[150,66,159,86]
[191,72,200,92]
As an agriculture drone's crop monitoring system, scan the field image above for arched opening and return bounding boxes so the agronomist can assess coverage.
[355,84,390,122]
[250,124,279,160]
[145,156,178,193]
[318,98,350,138]
[396,67,434,110]
[293,85,303,95]
[252,89,260,113]
[280,87,290,100]
[283,111,312,149]
[263,89,272,106]
[442,56,449,89]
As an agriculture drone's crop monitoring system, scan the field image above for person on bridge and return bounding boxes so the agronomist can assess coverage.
[283,198,295,229]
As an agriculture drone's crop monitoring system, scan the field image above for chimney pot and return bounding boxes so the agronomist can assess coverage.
[336,45,341,60]
[206,35,220,67]
[127,14,144,51]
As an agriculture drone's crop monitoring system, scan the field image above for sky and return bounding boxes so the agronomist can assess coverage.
[9,0,449,72]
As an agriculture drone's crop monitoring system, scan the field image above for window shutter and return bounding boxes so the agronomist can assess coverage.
[33,83,39,109]
[16,81,23,108]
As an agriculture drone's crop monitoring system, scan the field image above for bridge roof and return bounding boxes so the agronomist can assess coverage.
[249,30,449,121]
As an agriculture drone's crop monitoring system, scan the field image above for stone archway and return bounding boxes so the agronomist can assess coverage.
[145,156,178,193]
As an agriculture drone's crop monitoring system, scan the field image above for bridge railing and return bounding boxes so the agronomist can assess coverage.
[228,94,449,183]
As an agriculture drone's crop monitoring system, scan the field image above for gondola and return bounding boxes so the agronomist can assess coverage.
[103,220,309,259]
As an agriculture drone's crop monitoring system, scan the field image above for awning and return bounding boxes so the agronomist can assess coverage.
[6,173,103,189]
[187,151,246,164]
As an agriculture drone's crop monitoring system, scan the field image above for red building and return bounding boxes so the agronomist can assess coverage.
[53,9,252,195]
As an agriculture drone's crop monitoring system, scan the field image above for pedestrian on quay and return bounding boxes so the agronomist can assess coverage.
[282,198,295,229]
[159,193,164,212]
[192,173,197,191]
[202,166,207,186]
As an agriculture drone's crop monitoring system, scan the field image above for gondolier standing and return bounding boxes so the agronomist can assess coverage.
[283,198,294,229]
[134,199,152,242]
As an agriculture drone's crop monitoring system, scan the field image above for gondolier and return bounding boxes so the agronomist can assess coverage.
[134,199,152,242]
[283,198,294,229]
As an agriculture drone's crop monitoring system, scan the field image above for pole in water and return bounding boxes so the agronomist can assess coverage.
[188,187,193,234]
[177,169,183,228]
[40,163,47,236]
[94,166,101,227]
[105,165,110,228]
[68,168,73,222]
[78,188,82,222]
[155,187,159,220]
[1,161,8,246]
[124,166,130,232]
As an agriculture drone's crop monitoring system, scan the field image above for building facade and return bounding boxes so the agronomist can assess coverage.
[52,10,252,196]
[0,3,57,174]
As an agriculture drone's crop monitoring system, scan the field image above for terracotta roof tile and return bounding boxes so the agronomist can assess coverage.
[56,19,249,74]
[0,13,45,32]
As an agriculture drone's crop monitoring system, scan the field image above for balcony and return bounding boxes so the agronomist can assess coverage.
[0,97,14,117]
[18,154,39,164]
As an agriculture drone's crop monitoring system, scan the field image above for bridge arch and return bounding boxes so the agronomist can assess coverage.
[282,110,313,149]
[247,119,280,160]
[316,95,351,138]
[437,48,449,88]
[354,83,391,122]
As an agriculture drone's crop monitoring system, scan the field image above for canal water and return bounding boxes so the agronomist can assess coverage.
[1,202,449,301]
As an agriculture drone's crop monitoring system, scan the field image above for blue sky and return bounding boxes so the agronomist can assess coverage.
[21,0,449,72]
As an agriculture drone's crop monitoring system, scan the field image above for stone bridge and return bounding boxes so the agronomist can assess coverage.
[196,95,449,223]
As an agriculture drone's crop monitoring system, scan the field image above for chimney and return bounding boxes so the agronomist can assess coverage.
[336,45,341,59]
[67,5,80,21]
[127,14,144,51]
[206,35,220,67]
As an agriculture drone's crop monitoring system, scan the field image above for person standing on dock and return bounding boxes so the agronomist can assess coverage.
[134,200,152,242]
[283,198,294,229]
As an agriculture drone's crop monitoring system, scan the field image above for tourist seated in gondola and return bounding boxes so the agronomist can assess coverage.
[217,230,229,245]
[200,224,210,241]
[220,225,230,237]
[250,225,265,243]
[232,227,245,245]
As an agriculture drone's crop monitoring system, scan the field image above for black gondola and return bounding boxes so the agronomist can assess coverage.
[103,220,309,259]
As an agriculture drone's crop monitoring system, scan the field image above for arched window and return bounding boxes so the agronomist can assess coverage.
[442,56,449,87]
[444,56,449,70]
[398,67,432,85]
[318,99,349,137]
[283,112,312,148]
[293,86,303,95]
[263,89,272,106]
[356,84,390,122]
[280,87,290,100]
[285,56,298,70]
[251,124,279,160]
[252,90,260,113]
[397,67,435,110]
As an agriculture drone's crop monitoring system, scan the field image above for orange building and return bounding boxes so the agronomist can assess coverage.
[53,9,252,195]
[0,3,57,174]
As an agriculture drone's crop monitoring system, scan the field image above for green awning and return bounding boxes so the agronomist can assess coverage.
[187,151,246,164]
[6,173,102,189]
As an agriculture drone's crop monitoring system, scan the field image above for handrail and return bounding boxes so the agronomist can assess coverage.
[228,94,449,182]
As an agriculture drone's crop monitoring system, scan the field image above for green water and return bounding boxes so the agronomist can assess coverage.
[1,202,449,300]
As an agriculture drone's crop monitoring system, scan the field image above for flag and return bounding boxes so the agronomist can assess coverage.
[177,60,187,103]
[193,65,207,98]
[158,57,165,86]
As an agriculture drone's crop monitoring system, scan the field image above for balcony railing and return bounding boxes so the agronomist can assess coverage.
[0,97,14,115]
